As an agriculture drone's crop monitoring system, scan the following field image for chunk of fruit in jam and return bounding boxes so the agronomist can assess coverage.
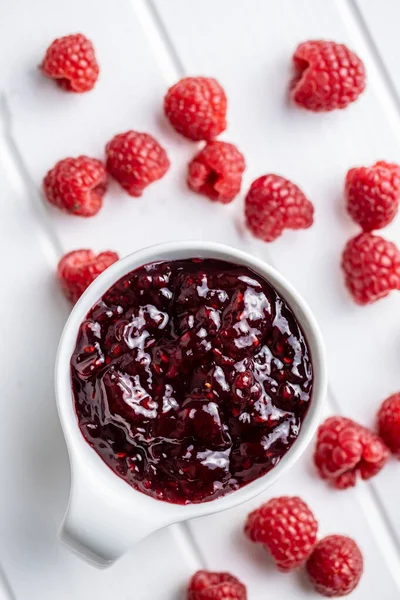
[71,258,313,504]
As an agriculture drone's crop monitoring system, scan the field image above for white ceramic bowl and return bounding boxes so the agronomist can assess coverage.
[56,241,327,567]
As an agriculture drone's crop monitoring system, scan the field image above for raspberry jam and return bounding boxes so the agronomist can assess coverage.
[71,258,313,504]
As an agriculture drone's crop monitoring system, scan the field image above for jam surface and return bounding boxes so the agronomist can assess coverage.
[71,258,313,504]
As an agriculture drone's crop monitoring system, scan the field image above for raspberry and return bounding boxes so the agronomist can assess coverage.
[40,33,99,92]
[164,77,227,141]
[314,416,389,489]
[188,141,245,203]
[374,160,400,176]
[58,249,119,303]
[105,131,170,197]
[43,156,108,217]
[306,535,363,597]
[291,40,366,111]
[245,174,314,242]
[377,393,400,458]
[198,585,246,600]
[187,571,246,600]
[244,496,318,571]
[341,233,400,305]
[346,161,400,231]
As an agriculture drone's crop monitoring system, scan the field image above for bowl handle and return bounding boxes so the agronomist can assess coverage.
[60,466,165,567]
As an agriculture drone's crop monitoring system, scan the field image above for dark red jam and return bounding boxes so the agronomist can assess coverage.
[71,258,313,504]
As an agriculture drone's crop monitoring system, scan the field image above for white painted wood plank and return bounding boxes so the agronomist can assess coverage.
[352,0,400,100]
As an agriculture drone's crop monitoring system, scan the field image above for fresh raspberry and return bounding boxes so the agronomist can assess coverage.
[43,156,108,217]
[187,571,246,600]
[164,77,227,141]
[314,416,389,489]
[244,496,318,571]
[197,585,246,600]
[374,160,400,176]
[291,40,366,111]
[188,141,245,203]
[58,249,119,303]
[105,131,170,197]
[306,535,363,597]
[245,174,314,242]
[377,393,400,458]
[346,161,400,231]
[40,33,99,92]
[341,233,400,305]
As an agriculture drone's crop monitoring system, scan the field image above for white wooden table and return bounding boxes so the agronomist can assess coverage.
[1,1,400,597]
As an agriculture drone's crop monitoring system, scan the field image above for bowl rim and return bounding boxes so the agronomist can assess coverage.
[55,240,327,522]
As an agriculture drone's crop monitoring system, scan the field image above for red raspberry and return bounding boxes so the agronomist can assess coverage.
[188,141,245,203]
[164,77,227,141]
[314,416,389,489]
[187,571,246,600]
[377,393,400,458]
[40,33,99,92]
[43,156,108,217]
[245,174,314,242]
[244,496,318,571]
[58,249,119,303]
[374,160,400,176]
[306,535,363,597]
[341,233,400,305]
[291,40,366,111]
[346,161,400,231]
[105,131,170,197]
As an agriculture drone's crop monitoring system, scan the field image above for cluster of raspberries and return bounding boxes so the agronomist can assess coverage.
[185,390,400,599]
[187,495,363,599]
[39,34,400,309]
[342,161,400,305]
[316,393,400,490]
[39,33,400,599]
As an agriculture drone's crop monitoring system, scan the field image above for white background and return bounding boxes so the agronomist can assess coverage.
[0,0,400,598]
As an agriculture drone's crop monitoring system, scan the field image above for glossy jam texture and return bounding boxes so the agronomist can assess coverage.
[71,258,313,504]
